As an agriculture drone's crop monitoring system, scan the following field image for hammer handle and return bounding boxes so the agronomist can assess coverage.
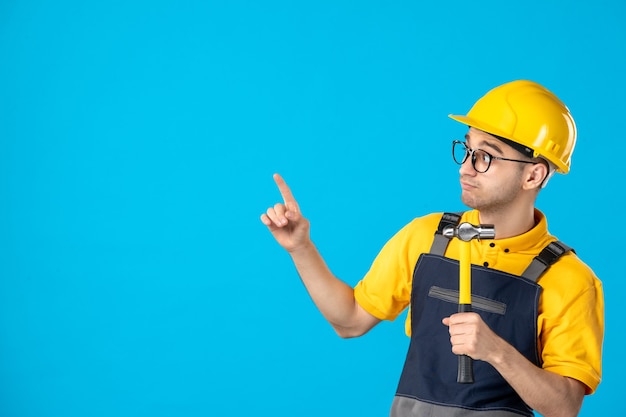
[457,303,474,384]
[457,239,474,384]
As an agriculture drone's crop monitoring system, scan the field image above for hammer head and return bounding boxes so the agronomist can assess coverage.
[443,222,495,242]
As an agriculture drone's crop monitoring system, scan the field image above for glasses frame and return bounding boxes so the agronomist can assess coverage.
[452,140,537,173]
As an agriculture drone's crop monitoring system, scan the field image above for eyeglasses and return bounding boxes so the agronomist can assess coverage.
[452,140,537,173]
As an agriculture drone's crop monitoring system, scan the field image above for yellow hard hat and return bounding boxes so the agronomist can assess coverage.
[449,80,576,174]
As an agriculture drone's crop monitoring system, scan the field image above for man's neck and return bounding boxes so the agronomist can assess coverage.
[477,206,537,240]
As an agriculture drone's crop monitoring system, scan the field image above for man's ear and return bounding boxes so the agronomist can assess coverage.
[523,162,549,190]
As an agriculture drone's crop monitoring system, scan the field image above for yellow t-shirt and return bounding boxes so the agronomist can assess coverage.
[354,209,604,394]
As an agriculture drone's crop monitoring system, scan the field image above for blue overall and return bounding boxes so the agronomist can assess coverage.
[389,214,572,417]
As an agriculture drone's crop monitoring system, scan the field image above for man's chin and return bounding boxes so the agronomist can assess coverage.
[460,193,477,209]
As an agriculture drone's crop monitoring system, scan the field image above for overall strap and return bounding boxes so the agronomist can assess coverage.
[521,241,574,282]
[429,212,463,256]
[430,213,574,283]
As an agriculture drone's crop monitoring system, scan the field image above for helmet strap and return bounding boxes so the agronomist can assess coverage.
[490,133,535,159]
[540,162,557,189]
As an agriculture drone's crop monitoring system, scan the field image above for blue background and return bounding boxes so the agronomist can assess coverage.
[0,1,624,416]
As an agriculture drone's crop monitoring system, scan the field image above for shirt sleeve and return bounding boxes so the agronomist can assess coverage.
[354,214,441,322]
[537,254,604,394]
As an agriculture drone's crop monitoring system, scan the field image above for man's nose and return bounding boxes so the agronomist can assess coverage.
[459,155,476,176]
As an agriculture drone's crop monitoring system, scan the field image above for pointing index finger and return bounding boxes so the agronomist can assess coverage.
[273,173,298,207]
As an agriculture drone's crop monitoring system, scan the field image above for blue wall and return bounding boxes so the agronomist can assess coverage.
[0,1,623,416]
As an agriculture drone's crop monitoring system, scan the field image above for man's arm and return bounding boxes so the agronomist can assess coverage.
[443,313,585,417]
[261,173,380,337]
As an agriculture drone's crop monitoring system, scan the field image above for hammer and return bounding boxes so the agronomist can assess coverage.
[443,222,495,384]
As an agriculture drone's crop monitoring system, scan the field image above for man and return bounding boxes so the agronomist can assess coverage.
[260,80,603,417]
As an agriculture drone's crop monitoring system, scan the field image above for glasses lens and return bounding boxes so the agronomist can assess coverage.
[472,149,491,173]
[452,141,468,165]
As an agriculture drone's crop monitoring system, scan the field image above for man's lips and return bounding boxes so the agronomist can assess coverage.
[460,179,477,190]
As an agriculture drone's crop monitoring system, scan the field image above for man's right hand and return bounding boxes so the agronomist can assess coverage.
[260,173,311,253]
[260,173,380,338]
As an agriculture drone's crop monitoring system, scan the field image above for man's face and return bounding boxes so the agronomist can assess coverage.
[458,128,529,212]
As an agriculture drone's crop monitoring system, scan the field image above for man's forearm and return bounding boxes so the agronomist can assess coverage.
[488,337,585,417]
[288,241,378,337]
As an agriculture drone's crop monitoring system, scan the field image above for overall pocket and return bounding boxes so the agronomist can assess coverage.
[428,285,507,315]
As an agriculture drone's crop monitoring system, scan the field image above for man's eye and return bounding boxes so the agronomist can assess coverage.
[478,152,490,163]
